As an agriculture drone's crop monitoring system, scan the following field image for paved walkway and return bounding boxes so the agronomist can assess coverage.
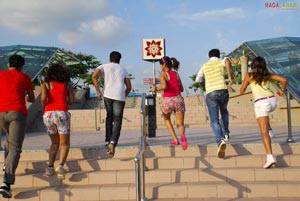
[1,125,299,151]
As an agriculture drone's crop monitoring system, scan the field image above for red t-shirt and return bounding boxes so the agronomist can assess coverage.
[0,69,34,116]
[44,81,68,112]
[163,70,181,97]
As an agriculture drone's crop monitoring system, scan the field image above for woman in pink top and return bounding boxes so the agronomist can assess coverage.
[41,63,74,179]
[151,56,188,150]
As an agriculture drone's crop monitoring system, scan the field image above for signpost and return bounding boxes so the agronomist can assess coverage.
[142,38,165,86]
[142,38,165,138]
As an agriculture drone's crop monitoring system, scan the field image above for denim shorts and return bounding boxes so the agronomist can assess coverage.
[43,111,71,134]
[254,96,278,118]
[161,94,185,114]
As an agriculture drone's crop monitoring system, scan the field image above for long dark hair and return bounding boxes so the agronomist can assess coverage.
[249,56,271,85]
[44,63,70,82]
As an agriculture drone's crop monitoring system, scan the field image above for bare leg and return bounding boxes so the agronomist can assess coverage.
[257,116,272,154]
[49,134,59,166]
[163,113,178,142]
[58,134,70,165]
[175,112,185,135]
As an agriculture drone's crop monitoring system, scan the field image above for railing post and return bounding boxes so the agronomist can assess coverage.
[134,93,147,201]
[286,91,294,143]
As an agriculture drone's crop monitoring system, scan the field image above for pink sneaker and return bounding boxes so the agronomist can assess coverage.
[181,134,188,150]
[170,141,179,145]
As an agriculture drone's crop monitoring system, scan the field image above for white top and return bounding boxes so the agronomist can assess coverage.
[97,63,128,101]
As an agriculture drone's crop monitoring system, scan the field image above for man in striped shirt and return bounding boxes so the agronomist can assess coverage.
[196,49,232,158]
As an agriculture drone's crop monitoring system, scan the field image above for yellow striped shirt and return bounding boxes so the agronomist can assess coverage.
[199,57,227,94]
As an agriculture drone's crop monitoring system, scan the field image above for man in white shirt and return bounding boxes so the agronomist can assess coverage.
[92,51,132,158]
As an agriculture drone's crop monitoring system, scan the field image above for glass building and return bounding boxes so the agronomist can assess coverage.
[0,45,79,82]
[227,37,300,102]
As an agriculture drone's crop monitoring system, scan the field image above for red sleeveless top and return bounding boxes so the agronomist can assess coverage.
[44,81,68,111]
[163,70,181,97]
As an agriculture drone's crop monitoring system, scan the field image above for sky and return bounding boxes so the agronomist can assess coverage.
[0,0,299,95]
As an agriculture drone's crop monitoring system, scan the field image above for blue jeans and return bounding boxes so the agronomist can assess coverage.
[0,111,26,185]
[104,97,125,146]
[205,89,230,145]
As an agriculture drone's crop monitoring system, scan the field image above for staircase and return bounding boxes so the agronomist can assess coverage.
[1,142,300,200]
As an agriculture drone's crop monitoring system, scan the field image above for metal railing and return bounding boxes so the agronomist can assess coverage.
[134,93,147,201]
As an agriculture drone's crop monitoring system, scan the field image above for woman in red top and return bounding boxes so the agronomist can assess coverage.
[151,56,188,150]
[41,63,74,180]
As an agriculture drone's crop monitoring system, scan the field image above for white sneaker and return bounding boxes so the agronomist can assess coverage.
[217,140,227,158]
[223,134,230,143]
[44,167,54,177]
[264,156,276,169]
[55,165,66,180]
[268,129,275,138]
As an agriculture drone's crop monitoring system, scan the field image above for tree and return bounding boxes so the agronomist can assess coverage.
[67,52,101,89]
[189,74,205,94]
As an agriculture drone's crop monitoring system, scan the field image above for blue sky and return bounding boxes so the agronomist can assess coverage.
[0,0,299,94]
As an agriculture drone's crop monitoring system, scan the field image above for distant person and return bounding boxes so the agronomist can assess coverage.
[195,49,232,158]
[150,56,188,150]
[0,54,35,198]
[92,51,132,158]
[240,56,287,169]
[41,63,74,180]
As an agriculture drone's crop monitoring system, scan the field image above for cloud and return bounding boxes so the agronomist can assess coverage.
[0,0,110,35]
[168,7,246,25]
[0,0,133,47]
[273,25,288,34]
[58,16,133,47]
[216,33,239,53]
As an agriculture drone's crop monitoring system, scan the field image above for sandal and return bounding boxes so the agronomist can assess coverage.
[170,141,180,145]
[181,134,188,150]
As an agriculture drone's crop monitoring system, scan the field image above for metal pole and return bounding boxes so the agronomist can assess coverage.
[286,91,294,143]
[135,160,141,201]
[152,60,155,88]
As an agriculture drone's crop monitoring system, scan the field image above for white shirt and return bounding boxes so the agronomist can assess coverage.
[97,62,128,101]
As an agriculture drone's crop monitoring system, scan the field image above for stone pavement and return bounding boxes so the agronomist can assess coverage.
[1,125,299,151]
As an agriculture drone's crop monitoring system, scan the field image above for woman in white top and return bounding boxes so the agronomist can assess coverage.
[240,56,287,169]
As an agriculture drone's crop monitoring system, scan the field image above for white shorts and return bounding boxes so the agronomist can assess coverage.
[254,96,278,118]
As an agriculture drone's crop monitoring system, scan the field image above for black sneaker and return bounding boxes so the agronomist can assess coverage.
[0,183,12,198]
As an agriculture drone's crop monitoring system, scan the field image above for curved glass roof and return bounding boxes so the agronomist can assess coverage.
[0,45,79,81]
[227,37,300,102]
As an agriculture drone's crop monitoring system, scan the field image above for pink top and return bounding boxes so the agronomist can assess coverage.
[163,70,181,97]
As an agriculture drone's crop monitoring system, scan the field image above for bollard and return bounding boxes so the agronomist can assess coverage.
[145,93,156,138]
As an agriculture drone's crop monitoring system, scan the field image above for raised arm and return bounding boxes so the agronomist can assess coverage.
[225,58,232,86]
[270,74,288,96]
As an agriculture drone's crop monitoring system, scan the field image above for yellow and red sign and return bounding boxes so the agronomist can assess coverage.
[142,38,165,61]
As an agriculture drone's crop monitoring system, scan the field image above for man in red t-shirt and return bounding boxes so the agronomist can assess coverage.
[0,54,35,198]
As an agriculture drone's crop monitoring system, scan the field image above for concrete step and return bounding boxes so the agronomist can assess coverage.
[4,181,300,200]
[2,143,300,200]
[2,143,299,162]
[7,166,300,189]
[2,153,300,176]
